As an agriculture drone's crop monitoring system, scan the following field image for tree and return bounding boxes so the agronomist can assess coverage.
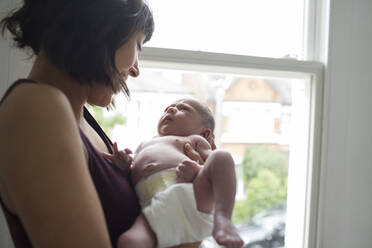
[245,169,287,217]
[87,105,126,138]
[233,145,288,224]
[242,145,288,187]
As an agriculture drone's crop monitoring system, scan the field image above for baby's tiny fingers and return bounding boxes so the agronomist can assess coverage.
[117,151,127,159]
[178,166,187,173]
[124,148,133,154]
[102,152,114,160]
[176,163,187,172]
[113,142,119,153]
[181,160,198,167]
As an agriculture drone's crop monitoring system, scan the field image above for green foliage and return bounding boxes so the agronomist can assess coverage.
[245,169,287,217]
[242,146,288,186]
[232,200,251,224]
[233,145,288,224]
[87,105,126,137]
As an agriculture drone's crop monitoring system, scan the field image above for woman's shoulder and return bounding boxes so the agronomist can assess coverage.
[0,81,74,125]
[0,81,80,156]
[2,81,69,107]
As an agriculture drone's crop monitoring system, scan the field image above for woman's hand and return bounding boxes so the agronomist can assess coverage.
[207,134,216,150]
[184,143,205,164]
[103,142,133,172]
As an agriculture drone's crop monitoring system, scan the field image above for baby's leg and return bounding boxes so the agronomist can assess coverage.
[193,150,243,248]
[117,213,156,248]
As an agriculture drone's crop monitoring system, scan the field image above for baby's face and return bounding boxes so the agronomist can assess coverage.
[157,100,205,137]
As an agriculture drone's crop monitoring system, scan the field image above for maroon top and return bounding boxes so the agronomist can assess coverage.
[0,79,140,247]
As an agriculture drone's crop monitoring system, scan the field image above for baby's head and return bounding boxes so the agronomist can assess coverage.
[157,98,215,141]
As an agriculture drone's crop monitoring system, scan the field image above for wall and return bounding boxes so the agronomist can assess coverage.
[318,0,372,247]
[0,0,12,97]
[0,1,23,247]
[0,3,15,248]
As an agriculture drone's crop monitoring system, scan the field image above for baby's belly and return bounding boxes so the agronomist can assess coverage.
[131,144,188,185]
[135,168,178,207]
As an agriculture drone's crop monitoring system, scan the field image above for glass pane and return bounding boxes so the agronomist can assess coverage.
[146,0,305,59]
[89,67,311,248]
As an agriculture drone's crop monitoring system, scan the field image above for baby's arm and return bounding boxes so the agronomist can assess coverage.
[102,142,133,173]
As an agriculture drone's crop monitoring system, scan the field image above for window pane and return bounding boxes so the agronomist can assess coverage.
[91,67,311,247]
[146,0,305,59]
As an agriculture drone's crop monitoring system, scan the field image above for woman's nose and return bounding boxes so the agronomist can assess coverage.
[129,61,140,77]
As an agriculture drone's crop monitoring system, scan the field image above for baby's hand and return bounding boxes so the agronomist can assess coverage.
[103,142,133,172]
[176,160,201,183]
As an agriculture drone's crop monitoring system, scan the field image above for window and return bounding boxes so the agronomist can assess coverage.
[93,1,325,247]
[146,0,306,59]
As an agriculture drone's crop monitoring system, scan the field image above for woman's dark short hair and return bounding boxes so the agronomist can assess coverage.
[1,0,154,96]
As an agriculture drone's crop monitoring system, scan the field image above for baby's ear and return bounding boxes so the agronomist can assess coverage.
[200,128,212,139]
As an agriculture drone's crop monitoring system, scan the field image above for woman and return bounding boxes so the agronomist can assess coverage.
[0,0,155,247]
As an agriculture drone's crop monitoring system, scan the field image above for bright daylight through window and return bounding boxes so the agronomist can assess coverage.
[90,0,323,247]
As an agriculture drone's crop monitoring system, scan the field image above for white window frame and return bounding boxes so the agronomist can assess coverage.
[139,47,324,248]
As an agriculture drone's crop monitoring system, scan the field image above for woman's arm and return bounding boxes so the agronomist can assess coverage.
[0,84,111,248]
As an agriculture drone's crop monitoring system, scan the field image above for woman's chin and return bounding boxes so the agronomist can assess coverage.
[87,98,112,108]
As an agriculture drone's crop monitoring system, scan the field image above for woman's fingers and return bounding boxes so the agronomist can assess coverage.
[184,143,204,165]
[207,135,216,150]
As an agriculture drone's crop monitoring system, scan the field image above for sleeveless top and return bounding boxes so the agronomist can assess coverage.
[0,79,140,247]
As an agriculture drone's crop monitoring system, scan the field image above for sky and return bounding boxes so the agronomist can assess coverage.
[146,0,305,59]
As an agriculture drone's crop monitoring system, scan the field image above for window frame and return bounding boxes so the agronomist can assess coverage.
[139,46,324,248]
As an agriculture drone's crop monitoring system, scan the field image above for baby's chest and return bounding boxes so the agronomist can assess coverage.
[162,136,195,149]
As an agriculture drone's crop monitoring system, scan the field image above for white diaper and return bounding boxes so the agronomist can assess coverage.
[135,170,213,248]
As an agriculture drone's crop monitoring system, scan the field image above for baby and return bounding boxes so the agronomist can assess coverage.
[105,98,243,248]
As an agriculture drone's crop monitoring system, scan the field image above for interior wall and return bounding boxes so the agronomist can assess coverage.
[0,3,15,248]
[0,1,20,247]
[318,0,372,247]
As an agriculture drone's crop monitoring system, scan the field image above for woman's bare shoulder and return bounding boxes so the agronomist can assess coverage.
[1,82,71,113]
[0,83,76,133]
[0,82,81,172]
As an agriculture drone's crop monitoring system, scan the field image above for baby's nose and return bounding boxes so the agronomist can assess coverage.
[166,106,176,113]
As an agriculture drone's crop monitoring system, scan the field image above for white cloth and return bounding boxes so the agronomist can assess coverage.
[135,171,213,248]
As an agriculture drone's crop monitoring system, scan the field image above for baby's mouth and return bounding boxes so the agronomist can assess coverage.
[162,115,172,123]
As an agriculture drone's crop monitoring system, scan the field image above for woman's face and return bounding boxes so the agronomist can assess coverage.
[87,32,145,107]
[115,32,146,81]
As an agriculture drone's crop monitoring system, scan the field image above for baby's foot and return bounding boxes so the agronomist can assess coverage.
[213,212,244,248]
